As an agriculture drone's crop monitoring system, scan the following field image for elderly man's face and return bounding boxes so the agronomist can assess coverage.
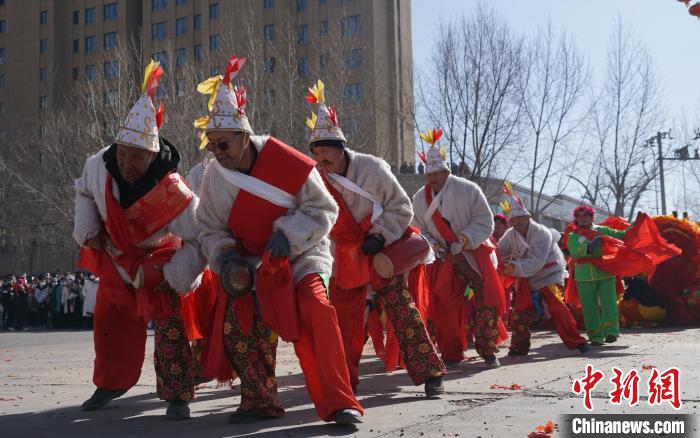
[510,215,530,236]
[312,146,346,174]
[426,170,450,193]
[206,131,249,170]
[116,144,155,183]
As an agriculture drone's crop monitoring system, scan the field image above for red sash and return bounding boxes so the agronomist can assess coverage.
[78,173,193,319]
[423,185,506,316]
[322,173,373,290]
[225,138,313,340]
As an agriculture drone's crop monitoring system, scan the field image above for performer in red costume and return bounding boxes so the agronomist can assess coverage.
[306,80,446,396]
[413,129,508,368]
[195,59,362,425]
[74,60,206,420]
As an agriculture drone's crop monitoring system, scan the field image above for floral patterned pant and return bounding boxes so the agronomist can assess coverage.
[509,307,537,355]
[153,308,195,402]
[222,298,284,418]
[379,276,446,385]
[452,255,500,357]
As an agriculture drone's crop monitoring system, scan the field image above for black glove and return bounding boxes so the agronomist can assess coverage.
[361,233,385,255]
[588,236,602,253]
[266,231,291,257]
[219,248,242,269]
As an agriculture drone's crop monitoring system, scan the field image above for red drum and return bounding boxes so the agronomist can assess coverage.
[373,233,430,278]
[133,248,178,320]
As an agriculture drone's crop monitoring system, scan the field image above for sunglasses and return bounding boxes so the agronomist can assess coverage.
[206,140,230,152]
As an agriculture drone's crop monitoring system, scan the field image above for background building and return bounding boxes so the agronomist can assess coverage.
[0,0,414,273]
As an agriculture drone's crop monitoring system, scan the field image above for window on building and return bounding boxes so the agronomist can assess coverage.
[104,3,118,21]
[39,67,48,81]
[152,0,167,11]
[85,7,96,25]
[343,82,363,103]
[85,36,95,54]
[105,89,118,106]
[39,39,48,53]
[0,129,5,144]
[210,66,219,76]
[0,74,5,87]
[346,48,362,69]
[176,78,187,96]
[85,93,95,110]
[342,14,361,36]
[209,3,219,19]
[319,0,328,5]
[176,0,187,5]
[40,96,48,110]
[176,17,187,36]
[209,34,219,50]
[263,0,275,8]
[72,39,79,53]
[0,102,5,115]
[152,22,166,40]
[319,53,328,70]
[345,117,359,138]
[72,67,79,80]
[104,60,118,79]
[264,24,275,41]
[176,48,186,66]
[297,0,307,12]
[319,20,328,37]
[85,64,96,81]
[264,57,275,74]
[0,20,5,33]
[40,10,48,25]
[297,57,309,77]
[194,44,202,60]
[104,32,118,50]
[264,89,274,106]
[73,11,80,25]
[298,25,308,44]
[152,51,168,70]
[0,47,5,63]
[194,14,201,30]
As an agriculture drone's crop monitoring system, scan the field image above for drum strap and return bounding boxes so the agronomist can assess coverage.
[423,175,451,224]
[214,159,296,209]
[326,172,383,224]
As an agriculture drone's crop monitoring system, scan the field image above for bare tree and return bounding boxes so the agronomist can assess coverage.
[417,5,525,184]
[592,17,663,220]
[518,21,590,220]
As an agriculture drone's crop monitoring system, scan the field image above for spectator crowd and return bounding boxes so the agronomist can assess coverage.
[0,272,99,332]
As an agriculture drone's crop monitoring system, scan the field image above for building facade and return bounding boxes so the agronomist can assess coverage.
[0,0,414,273]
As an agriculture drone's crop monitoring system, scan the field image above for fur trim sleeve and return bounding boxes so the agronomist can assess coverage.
[73,152,105,246]
[273,168,338,256]
[366,158,413,245]
[458,181,494,250]
[163,196,206,294]
[196,164,237,274]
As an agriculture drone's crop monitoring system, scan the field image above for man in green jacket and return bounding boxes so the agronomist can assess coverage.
[567,206,626,346]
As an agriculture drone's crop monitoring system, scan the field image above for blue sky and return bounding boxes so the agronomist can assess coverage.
[411,0,700,214]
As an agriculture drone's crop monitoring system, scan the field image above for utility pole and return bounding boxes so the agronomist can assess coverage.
[656,132,667,215]
[644,128,700,216]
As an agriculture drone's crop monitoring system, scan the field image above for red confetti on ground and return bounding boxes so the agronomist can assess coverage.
[536,421,556,433]
[642,365,656,370]
[4,359,11,362]
[490,383,523,390]
[0,397,16,401]
[527,433,551,438]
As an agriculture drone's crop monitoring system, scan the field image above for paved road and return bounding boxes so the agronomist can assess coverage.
[1,328,698,437]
